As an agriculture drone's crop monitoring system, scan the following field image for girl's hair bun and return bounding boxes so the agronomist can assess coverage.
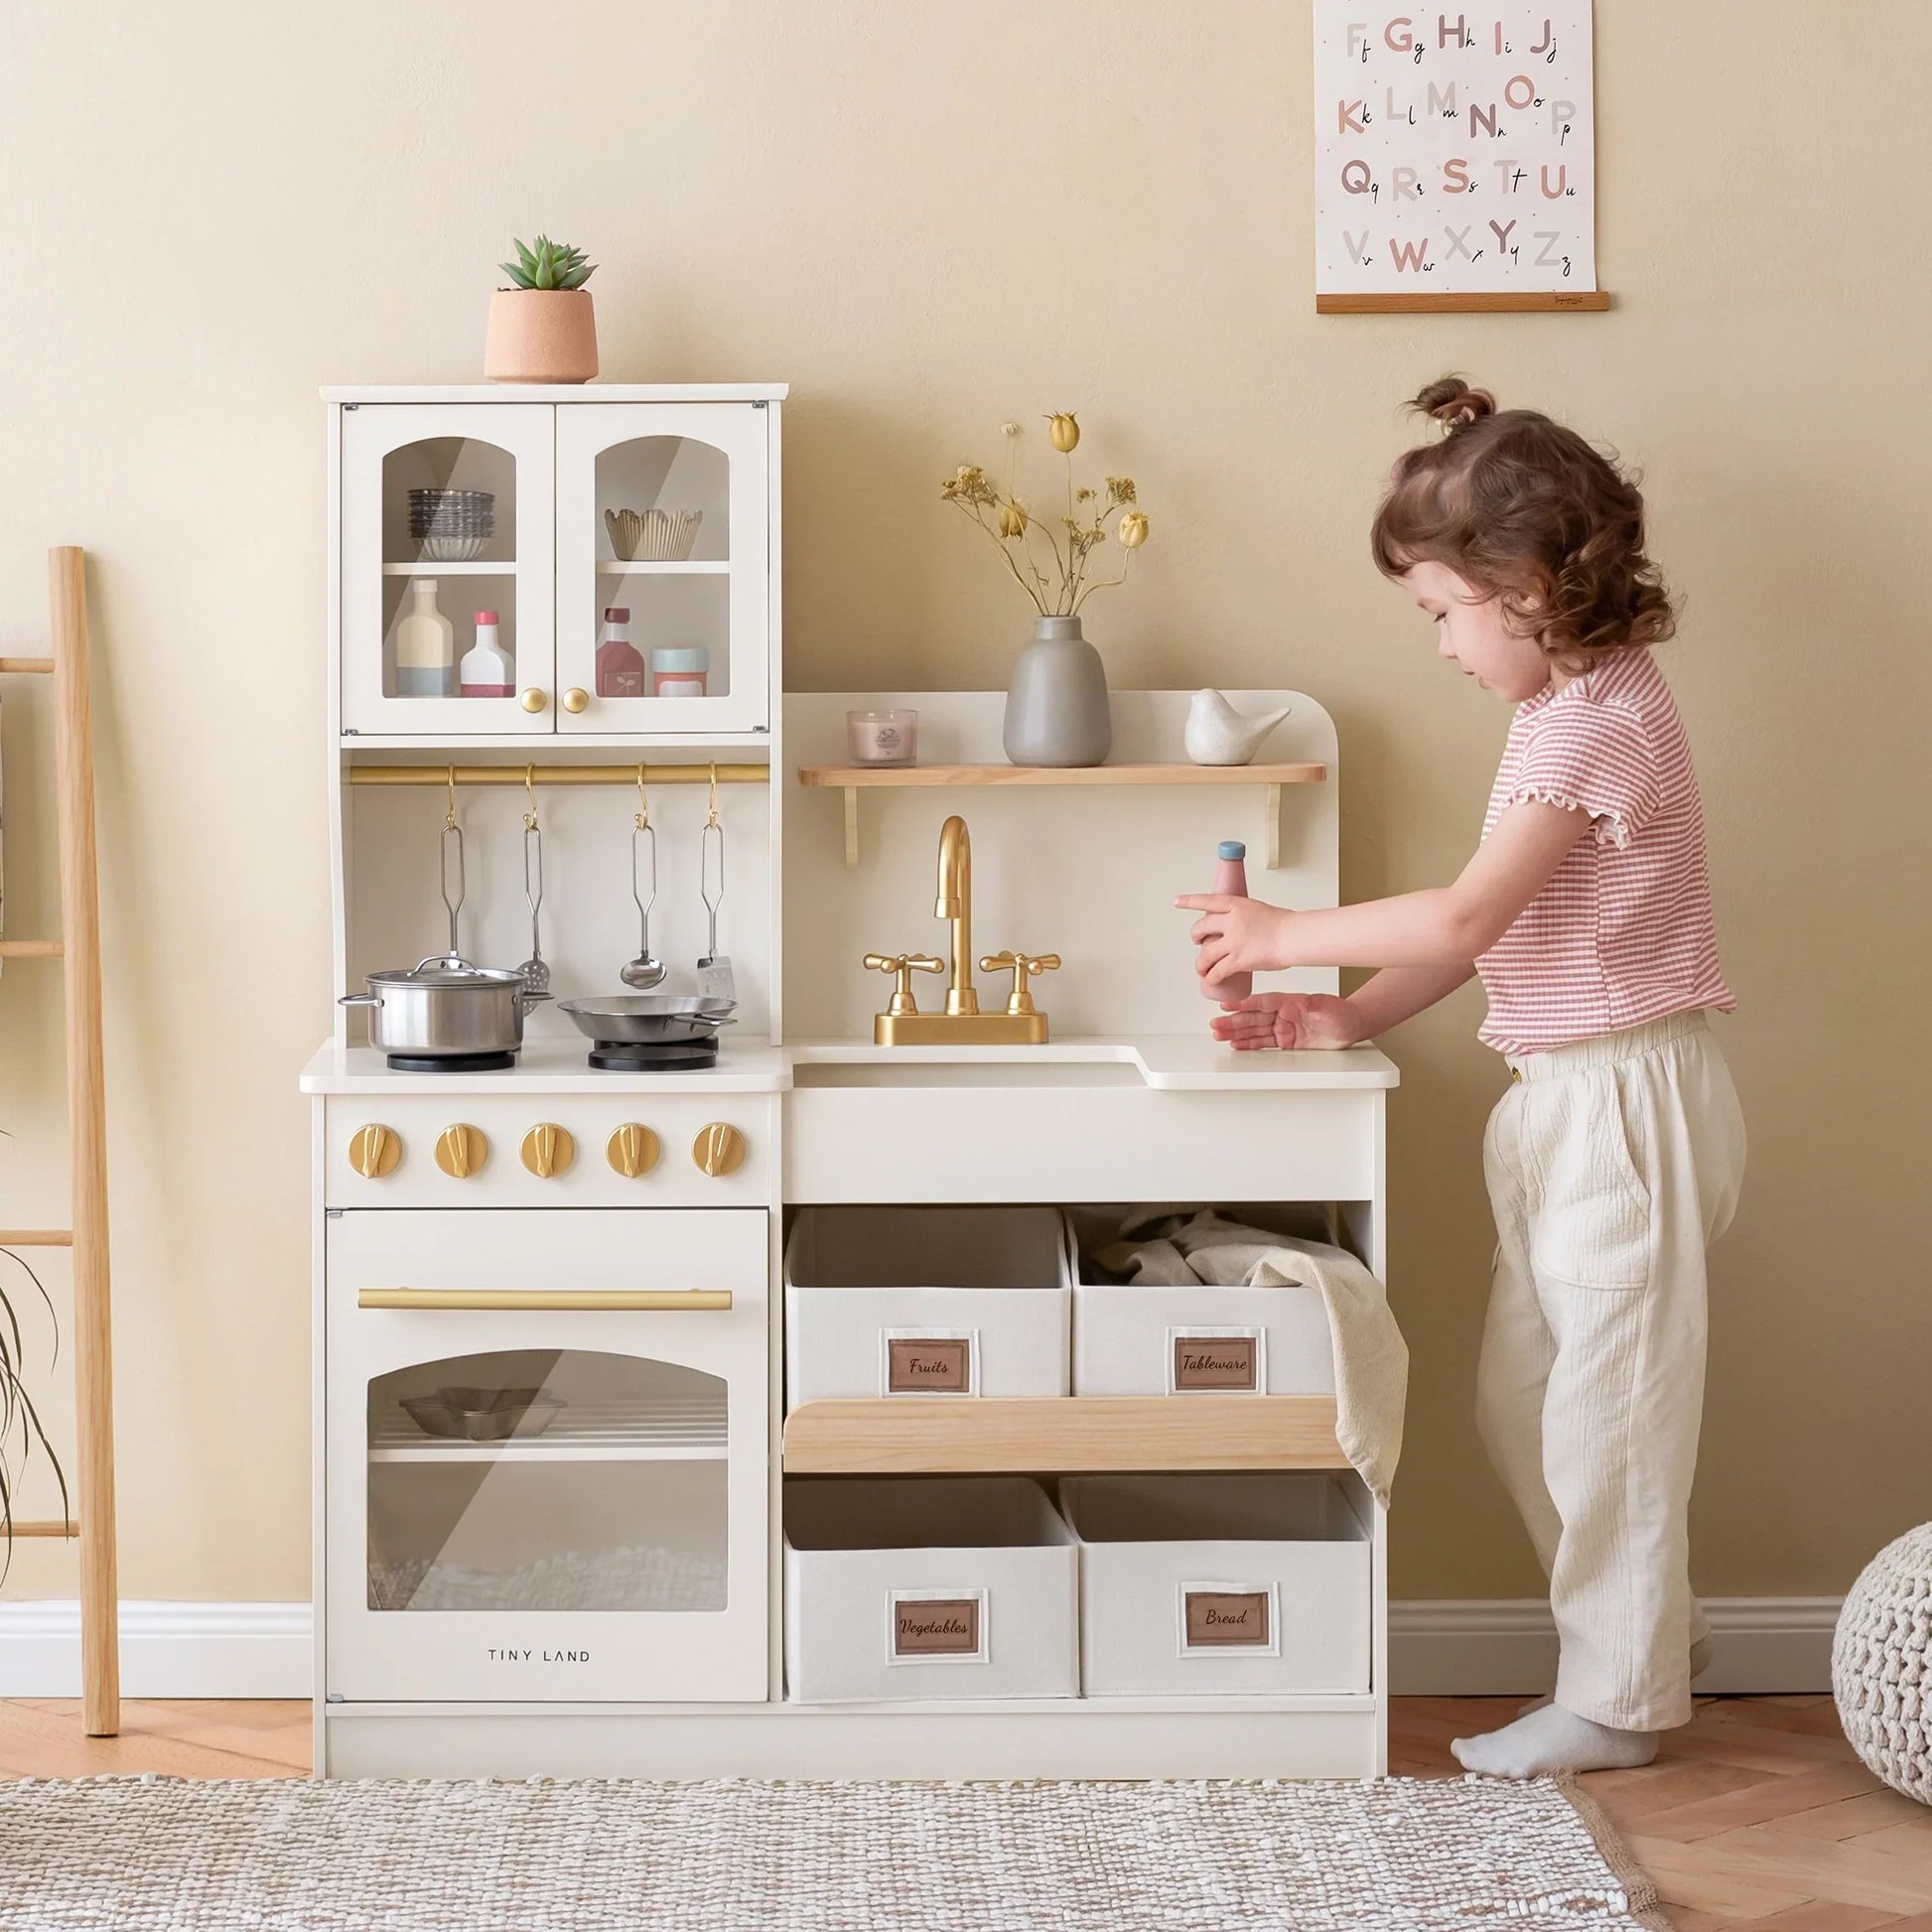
[1413,375,1496,432]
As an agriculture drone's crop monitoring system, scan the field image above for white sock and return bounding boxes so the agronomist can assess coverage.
[1515,1633,1713,1720]
[1452,1703,1658,1778]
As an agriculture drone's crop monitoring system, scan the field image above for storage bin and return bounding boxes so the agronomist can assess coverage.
[784,1206,1072,1409]
[784,1476,1079,1703]
[1060,1472,1371,1696]
[1070,1212,1336,1397]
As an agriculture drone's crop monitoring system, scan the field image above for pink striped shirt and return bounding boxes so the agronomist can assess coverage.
[1475,647,1733,1055]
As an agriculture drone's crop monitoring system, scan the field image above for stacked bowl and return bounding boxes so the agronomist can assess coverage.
[410,488,496,562]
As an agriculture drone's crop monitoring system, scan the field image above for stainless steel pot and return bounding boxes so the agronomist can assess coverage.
[341,955,539,1059]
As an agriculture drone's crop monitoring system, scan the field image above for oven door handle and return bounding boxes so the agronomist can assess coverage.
[357,1288,734,1312]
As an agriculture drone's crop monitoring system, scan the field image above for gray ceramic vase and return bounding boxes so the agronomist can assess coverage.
[1003,615,1113,767]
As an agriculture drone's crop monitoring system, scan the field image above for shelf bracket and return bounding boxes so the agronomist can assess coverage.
[1266,783,1284,871]
[843,786,860,869]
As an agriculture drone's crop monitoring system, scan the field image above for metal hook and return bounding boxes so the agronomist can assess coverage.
[635,762,650,831]
[706,761,720,830]
[444,764,458,832]
[523,762,538,831]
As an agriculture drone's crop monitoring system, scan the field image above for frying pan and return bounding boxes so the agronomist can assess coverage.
[557,994,738,1044]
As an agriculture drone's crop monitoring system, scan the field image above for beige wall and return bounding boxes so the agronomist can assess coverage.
[0,1,1925,1604]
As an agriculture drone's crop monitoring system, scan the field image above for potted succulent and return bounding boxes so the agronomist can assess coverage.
[484,235,600,384]
[942,413,1151,767]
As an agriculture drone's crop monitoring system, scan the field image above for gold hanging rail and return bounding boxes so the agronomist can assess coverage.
[348,762,769,790]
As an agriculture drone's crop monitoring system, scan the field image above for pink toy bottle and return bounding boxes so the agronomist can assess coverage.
[1201,839,1252,1005]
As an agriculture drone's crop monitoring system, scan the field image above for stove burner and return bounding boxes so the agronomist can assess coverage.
[587,1036,720,1072]
[385,1050,518,1073]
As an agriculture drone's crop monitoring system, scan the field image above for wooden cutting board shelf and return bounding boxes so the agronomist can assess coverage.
[781,1396,1348,1474]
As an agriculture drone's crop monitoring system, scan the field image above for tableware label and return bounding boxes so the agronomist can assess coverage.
[1172,1333,1258,1392]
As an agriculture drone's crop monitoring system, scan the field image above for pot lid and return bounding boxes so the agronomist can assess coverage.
[367,954,526,991]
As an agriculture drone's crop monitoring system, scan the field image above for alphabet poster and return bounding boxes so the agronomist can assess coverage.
[1312,6,1598,309]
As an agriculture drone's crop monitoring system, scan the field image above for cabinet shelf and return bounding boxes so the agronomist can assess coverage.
[598,561,731,576]
[780,1397,1347,1474]
[796,761,1326,869]
[371,1396,726,1463]
[381,561,518,577]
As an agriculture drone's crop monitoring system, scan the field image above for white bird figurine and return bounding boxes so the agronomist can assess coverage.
[1183,690,1294,766]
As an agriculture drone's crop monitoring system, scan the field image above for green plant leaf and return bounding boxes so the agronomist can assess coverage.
[512,237,539,274]
[498,260,531,289]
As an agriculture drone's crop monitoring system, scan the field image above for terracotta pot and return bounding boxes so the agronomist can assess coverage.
[483,289,599,384]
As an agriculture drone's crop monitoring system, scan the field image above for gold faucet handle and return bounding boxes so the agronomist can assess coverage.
[979,950,1061,1016]
[864,951,946,1016]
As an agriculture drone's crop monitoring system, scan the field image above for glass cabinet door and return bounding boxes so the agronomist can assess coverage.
[341,404,556,736]
[555,404,770,735]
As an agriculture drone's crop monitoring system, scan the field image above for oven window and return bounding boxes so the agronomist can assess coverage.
[365,1349,727,1613]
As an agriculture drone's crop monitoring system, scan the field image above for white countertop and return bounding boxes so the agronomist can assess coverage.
[301,1035,1397,1095]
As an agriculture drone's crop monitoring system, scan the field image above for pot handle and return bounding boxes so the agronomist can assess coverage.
[339,993,380,1009]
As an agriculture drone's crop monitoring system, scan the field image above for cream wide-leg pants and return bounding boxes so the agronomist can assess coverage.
[1476,1009,1746,1733]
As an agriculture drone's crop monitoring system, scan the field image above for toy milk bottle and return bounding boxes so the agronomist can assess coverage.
[1200,839,1253,1005]
[459,609,513,698]
[395,579,456,698]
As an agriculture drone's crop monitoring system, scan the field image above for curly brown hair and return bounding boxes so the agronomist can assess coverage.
[1370,376,1676,670]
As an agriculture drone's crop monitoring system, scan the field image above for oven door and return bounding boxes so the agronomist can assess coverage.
[325,1208,767,1704]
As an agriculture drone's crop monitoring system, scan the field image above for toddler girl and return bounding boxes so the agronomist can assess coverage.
[1178,377,1744,1776]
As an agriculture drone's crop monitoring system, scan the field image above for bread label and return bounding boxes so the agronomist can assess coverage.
[1184,1589,1273,1648]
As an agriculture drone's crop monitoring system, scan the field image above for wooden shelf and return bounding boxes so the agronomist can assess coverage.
[381,561,517,576]
[598,561,730,575]
[781,1397,1347,1474]
[798,760,1325,789]
[797,761,1326,869]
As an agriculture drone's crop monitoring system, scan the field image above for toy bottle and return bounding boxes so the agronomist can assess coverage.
[395,579,456,698]
[596,607,647,699]
[459,610,513,698]
[1201,839,1253,1005]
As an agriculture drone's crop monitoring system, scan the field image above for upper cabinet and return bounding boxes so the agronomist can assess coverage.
[337,393,777,739]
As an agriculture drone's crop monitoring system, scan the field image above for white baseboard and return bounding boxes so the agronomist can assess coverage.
[1388,1597,1841,1697]
[0,1601,310,1700]
[0,1597,1841,1701]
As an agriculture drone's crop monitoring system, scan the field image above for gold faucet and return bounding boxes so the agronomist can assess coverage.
[865,813,1054,1045]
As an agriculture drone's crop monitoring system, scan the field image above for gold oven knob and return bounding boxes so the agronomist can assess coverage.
[519,687,548,713]
[692,1122,748,1177]
[607,1124,660,1177]
[562,687,590,714]
[435,1124,489,1178]
[520,1123,576,1178]
[348,1124,401,1178]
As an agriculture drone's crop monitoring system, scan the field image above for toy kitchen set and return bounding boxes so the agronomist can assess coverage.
[303,384,1400,1781]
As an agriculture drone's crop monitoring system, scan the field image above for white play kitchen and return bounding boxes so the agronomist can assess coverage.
[303,383,1401,1780]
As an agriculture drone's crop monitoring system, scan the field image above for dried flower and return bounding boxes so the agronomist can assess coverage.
[1118,511,1150,549]
[1001,422,1022,439]
[1106,477,1137,506]
[940,464,999,508]
[1046,412,1080,454]
[998,498,1029,539]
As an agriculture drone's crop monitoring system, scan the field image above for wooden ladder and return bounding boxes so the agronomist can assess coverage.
[0,547,118,1736]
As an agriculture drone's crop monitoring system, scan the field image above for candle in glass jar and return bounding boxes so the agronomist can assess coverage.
[847,709,918,766]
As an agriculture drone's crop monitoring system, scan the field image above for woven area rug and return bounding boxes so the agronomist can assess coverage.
[0,1773,1668,1931]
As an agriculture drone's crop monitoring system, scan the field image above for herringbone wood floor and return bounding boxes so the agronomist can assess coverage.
[0,1696,1926,1925]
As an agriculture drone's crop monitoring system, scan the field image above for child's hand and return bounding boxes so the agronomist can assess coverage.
[1174,893,1294,982]
[1209,993,1366,1051]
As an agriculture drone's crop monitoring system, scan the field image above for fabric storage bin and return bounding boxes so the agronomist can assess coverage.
[1060,1472,1371,1696]
[1069,1208,1337,1397]
[784,1206,1072,1409]
[784,1476,1079,1703]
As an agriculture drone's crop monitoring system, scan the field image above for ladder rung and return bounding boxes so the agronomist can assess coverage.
[0,1230,73,1247]
[0,940,63,958]
[0,657,54,675]
[11,1521,79,1538]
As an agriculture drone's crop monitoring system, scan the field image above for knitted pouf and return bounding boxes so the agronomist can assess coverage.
[1834,1522,1932,1805]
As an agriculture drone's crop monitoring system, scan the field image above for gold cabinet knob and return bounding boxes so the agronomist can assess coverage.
[348,1124,401,1178]
[692,1122,748,1177]
[562,687,590,714]
[520,1123,576,1178]
[607,1123,661,1177]
[519,687,548,713]
[434,1124,489,1178]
